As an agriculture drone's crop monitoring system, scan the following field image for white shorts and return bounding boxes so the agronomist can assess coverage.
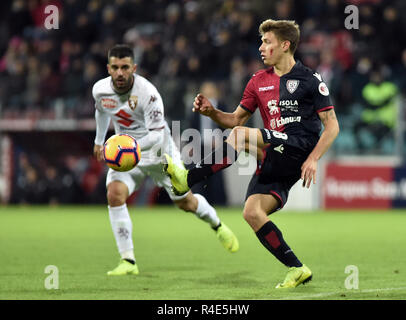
[106,154,188,202]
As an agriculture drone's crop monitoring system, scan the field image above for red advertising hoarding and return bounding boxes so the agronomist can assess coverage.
[323,163,393,209]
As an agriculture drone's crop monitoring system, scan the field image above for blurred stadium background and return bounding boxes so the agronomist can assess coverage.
[0,0,405,210]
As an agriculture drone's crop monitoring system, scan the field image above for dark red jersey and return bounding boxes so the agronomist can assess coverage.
[240,61,334,138]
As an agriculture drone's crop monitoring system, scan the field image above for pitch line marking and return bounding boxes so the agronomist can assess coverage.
[256,287,406,300]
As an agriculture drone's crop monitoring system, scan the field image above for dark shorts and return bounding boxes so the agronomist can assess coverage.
[245,130,318,212]
[260,129,318,155]
[245,173,299,212]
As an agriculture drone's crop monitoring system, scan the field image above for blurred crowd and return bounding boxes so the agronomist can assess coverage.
[1,0,406,204]
[1,0,406,151]
[8,132,108,204]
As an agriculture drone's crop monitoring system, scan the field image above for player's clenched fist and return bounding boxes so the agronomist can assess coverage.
[193,94,214,116]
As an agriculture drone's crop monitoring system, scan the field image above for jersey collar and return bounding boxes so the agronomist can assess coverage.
[266,60,301,77]
[281,60,302,78]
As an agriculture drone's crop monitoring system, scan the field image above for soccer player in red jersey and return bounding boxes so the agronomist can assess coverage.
[164,19,339,288]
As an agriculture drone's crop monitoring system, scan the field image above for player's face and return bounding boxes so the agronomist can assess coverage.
[108,57,137,92]
[259,31,288,66]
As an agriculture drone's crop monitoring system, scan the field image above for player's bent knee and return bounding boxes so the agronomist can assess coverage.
[107,182,128,207]
[174,193,197,212]
[174,198,194,212]
[243,208,258,224]
[107,191,126,207]
[227,126,246,149]
[232,126,244,133]
[243,208,268,229]
[230,126,245,139]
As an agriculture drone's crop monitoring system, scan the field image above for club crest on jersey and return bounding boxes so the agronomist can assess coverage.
[286,80,299,94]
[128,95,138,110]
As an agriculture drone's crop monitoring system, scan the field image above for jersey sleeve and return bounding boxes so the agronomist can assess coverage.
[239,76,258,113]
[136,83,166,151]
[143,86,166,130]
[92,81,110,145]
[135,128,164,151]
[94,109,110,145]
[311,74,334,113]
[92,82,103,112]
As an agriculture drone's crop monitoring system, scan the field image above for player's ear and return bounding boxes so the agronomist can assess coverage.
[133,63,137,73]
[107,63,112,75]
[282,40,291,52]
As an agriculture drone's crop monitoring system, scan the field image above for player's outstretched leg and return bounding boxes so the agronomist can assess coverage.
[163,143,237,196]
[163,153,190,195]
[174,192,239,253]
[215,222,239,253]
[163,127,262,195]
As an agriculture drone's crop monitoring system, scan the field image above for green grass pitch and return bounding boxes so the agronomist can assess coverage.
[0,205,405,300]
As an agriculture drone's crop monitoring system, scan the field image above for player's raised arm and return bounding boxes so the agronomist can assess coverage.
[193,93,251,129]
[301,108,339,188]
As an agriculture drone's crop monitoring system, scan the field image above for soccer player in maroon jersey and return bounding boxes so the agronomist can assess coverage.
[164,19,339,288]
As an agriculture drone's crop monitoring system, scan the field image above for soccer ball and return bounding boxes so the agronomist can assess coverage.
[103,134,141,172]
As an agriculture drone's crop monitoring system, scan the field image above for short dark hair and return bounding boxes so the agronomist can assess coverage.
[108,44,134,61]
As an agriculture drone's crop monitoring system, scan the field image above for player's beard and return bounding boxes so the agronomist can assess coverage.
[113,75,133,93]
